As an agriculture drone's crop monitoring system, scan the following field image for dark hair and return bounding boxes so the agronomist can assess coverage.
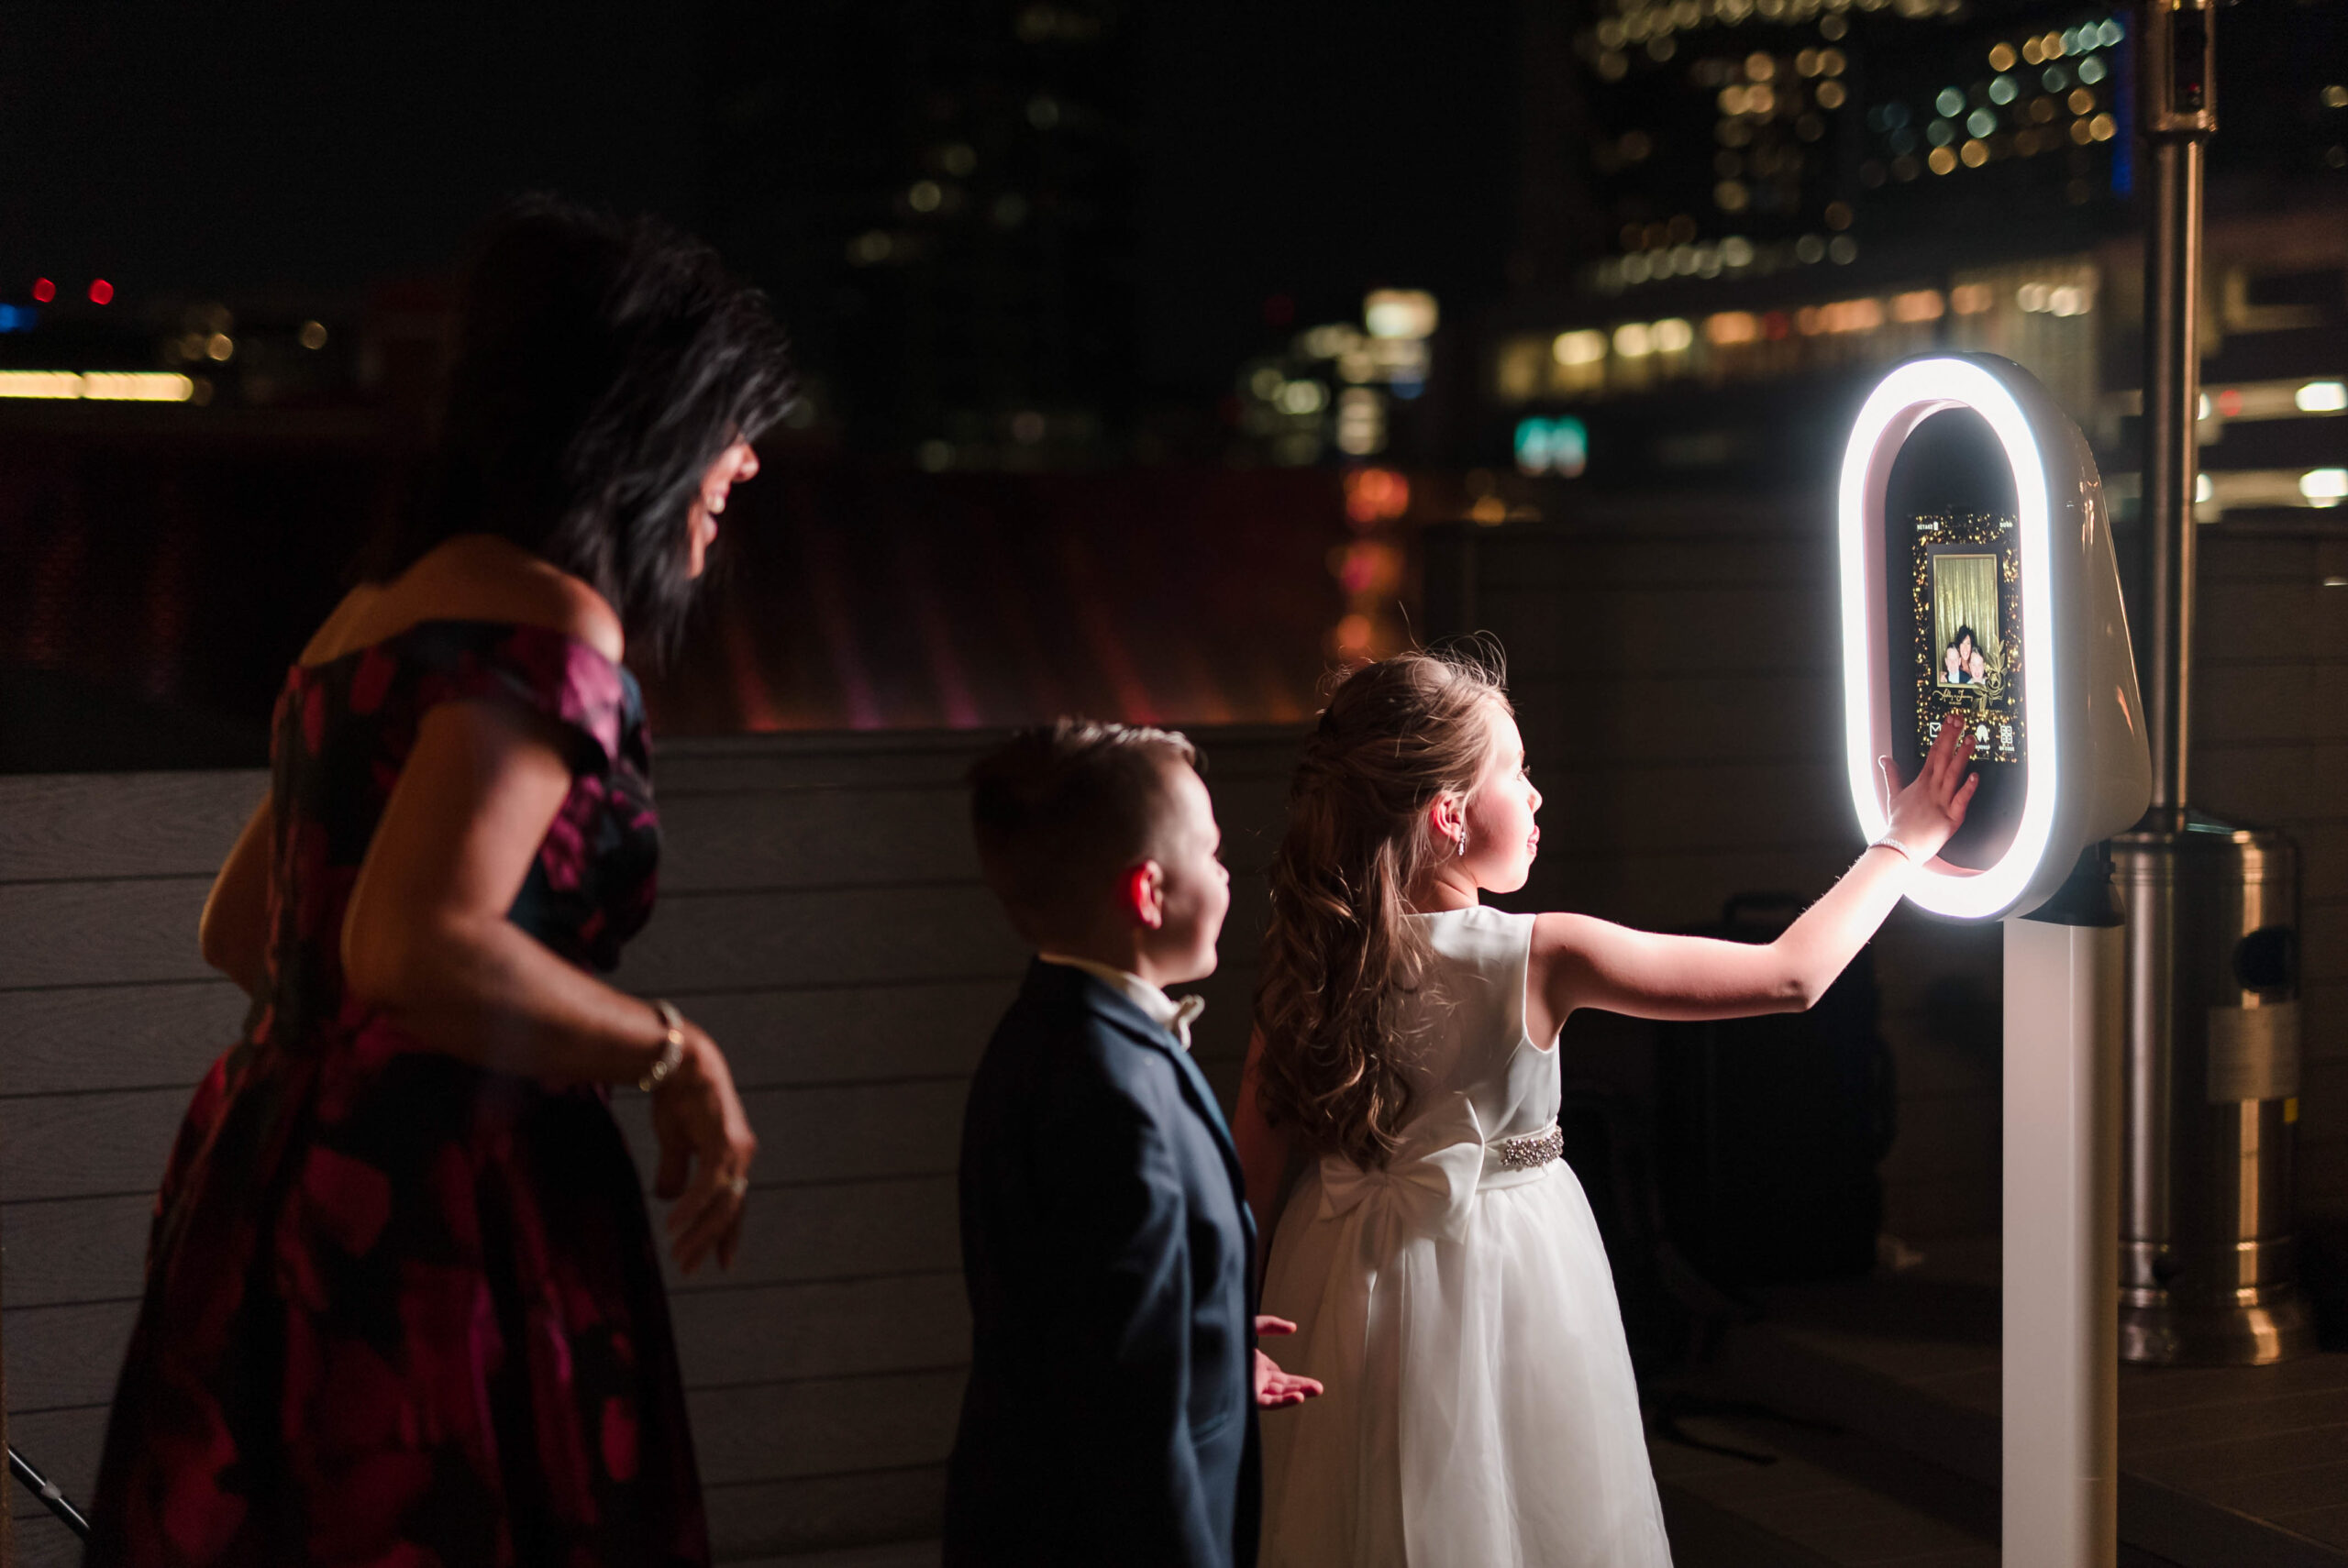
[1253,647,1512,1169]
[1954,624,1977,653]
[969,719,1202,944]
[362,195,797,663]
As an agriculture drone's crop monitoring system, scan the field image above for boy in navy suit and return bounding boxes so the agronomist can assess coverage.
[945,721,1318,1568]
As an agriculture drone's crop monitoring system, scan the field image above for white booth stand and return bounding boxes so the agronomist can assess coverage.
[1837,355,2153,1567]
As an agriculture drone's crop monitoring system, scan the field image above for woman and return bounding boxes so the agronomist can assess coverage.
[1953,624,1982,683]
[85,198,796,1566]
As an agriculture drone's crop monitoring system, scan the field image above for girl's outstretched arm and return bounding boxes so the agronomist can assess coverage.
[1534,721,1979,1026]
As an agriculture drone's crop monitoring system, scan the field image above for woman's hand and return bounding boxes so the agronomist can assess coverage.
[1879,720,1980,863]
[1253,1316,1324,1408]
[649,1021,758,1275]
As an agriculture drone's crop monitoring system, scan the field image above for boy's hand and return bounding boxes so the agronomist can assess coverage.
[1254,1316,1324,1408]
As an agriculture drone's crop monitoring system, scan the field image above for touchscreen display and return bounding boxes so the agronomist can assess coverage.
[1909,513,2022,766]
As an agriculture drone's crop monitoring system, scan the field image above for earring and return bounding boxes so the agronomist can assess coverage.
[1455,828,1468,858]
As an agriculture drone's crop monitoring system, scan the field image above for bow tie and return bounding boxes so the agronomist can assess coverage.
[1168,993,1207,1051]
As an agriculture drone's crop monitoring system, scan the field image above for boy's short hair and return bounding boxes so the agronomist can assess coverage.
[969,719,1201,942]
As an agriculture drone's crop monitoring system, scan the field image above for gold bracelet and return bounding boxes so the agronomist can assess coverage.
[637,999,686,1093]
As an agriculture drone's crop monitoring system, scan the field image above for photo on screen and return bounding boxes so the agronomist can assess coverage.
[1931,553,2002,690]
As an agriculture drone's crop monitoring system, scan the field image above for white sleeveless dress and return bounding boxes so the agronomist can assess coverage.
[1259,906,1674,1567]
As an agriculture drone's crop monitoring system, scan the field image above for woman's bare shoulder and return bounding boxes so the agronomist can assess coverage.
[305,538,624,667]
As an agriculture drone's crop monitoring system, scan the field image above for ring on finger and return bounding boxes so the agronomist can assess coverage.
[725,1174,749,1199]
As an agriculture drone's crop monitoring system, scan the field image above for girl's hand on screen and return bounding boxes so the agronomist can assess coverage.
[1879,720,1979,862]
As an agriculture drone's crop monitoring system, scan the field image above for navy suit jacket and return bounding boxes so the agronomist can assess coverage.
[944,958,1260,1568]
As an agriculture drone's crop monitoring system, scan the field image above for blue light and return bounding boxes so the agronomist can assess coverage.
[0,304,34,333]
[2110,29,2134,194]
[1514,416,1589,477]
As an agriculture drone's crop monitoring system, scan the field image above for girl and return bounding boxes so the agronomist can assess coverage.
[1236,648,1977,1567]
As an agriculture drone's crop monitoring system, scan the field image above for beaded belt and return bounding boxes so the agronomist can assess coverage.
[1493,1121,1564,1171]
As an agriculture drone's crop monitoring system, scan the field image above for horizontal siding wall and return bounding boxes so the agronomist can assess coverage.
[2190,531,2348,1225]
[0,725,1306,1564]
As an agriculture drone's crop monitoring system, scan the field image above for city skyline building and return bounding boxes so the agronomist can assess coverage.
[701,0,1141,469]
[1478,0,2348,512]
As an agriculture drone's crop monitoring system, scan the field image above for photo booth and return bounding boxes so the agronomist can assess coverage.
[1837,353,2152,1566]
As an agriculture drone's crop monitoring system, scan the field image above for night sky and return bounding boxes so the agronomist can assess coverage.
[0,1,1523,400]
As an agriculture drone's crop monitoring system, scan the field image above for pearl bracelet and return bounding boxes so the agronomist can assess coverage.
[637,999,686,1093]
[1871,836,1923,866]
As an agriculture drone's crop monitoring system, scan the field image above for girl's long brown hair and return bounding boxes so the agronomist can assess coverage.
[1253,648,1512,1170]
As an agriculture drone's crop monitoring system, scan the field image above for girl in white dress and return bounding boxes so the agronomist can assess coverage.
[1236,649,1978,1567]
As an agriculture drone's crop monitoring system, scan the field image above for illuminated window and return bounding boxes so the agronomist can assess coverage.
[1515,416,1589,477]
[1335,388,1385,456]
[1890,290,1946,323]
[0,370,194,402]
[2302,469,2348,505]
[1365,290,1439,340]
[1705,311,1761,346]
[1553,329,1608,367]
[1275,381,1327,415]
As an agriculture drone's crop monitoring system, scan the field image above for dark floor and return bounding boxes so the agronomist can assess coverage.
[1656,1233,2348,1566]
[777,1238,2348,1567]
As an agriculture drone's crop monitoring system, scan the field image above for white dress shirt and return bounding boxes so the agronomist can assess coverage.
[1037,953,1206,1051]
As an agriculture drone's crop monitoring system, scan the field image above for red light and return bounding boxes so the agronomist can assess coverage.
[30,278,54,303]
[87,279,114,305]
[2215,387,2243,418]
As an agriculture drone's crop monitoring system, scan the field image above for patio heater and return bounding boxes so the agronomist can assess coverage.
[2113,0,2316,1369]
[1838,353,2151,1566]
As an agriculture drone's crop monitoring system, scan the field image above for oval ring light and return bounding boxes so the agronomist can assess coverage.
[1837,353,2146,921]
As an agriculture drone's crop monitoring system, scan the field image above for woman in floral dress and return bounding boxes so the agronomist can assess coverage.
[84,198,797,1566]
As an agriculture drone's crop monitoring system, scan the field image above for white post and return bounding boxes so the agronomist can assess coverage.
[2003,914,2123,1567]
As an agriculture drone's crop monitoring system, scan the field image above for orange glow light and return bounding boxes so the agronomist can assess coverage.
[1344,467,1410,525]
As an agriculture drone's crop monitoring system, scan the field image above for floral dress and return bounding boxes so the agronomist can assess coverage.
[84,620,706,1568]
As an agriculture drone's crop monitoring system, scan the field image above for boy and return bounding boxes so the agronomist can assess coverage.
[945,721,1317,1568]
